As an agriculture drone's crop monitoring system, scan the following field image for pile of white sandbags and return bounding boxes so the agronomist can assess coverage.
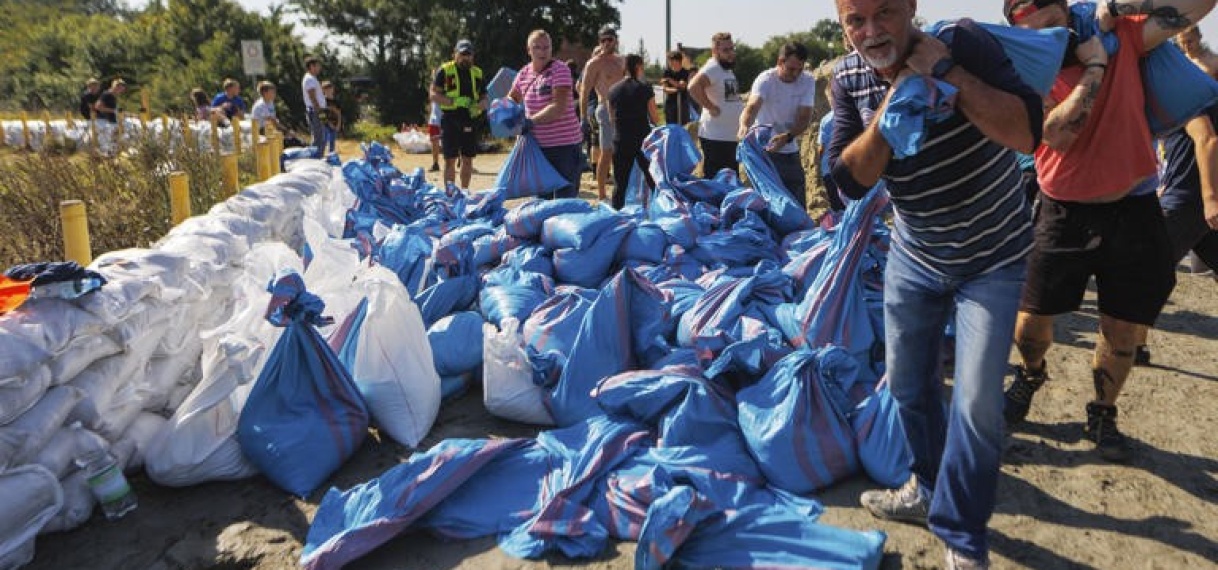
[0,158,335,565]
[0,118,254,155]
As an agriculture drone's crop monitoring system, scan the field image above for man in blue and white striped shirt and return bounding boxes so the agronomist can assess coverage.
[827,1,1044,568]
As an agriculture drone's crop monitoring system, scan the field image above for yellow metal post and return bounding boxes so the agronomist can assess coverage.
[269,132,283,175]
[209,115,221,155]
[88,110,97,153]
[42,111,54,148]
[140,91,150,124]
[60,200,92,266]
[221,152,239,198]
[169,171,191,224]
[20,112,30,150]
[232,117,243,156]
[65,111,74,131]
[254,139,271,181]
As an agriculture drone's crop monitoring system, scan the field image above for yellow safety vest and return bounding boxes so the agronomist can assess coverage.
[440,61,483,115]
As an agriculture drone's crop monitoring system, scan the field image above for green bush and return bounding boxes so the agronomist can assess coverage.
[0,130,252,267]
[350,119,397,144]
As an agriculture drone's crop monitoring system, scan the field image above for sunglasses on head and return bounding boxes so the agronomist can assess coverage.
[1008,0,1059,24]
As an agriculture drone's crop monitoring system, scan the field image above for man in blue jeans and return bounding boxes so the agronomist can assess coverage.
[827,1,1043,568]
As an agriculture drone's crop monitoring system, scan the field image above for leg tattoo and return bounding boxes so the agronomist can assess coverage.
[1093,367,1118,403]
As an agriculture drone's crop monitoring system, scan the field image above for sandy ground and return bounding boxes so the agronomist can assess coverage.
[25,142,1218,570]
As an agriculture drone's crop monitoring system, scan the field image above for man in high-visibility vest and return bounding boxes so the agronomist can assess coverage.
[430,39,488,188]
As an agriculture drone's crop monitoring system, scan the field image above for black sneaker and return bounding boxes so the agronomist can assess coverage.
[1004,364,1048,424]
[1134,344,1151,367]
[1085,402,1131,462]
[429,163,440,172]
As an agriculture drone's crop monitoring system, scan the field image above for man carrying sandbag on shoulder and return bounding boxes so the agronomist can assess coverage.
[827,0,1044,567]
[432,39,489,189]
[1002,0,1216,463]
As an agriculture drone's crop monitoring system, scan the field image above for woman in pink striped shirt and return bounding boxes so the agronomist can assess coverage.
[509,29,585,198]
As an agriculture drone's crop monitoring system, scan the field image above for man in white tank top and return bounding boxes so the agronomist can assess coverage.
[689,32,744,178]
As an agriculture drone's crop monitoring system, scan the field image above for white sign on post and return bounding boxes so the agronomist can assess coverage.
[241,40,266,77]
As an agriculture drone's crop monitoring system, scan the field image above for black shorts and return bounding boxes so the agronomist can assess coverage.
[440,112,478,159]
[1020,193,1176,326]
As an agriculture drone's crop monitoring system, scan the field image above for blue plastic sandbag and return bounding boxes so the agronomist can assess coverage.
[737,126,814,235]
[549,269,672,426]
[1142,41,1218,135]
[551,219,631,288]
[541,209,623,251]
[489,97,525,139]
[504,198,595,239]
[494,133,569,199]
[737,347,860,493]
[237,270,370,497]
[415,275,479,328]
[852,378,912,488]
[618,222,668,264]
[926,19,1069,97]
[879,76,959,159]
[427,311,486,376]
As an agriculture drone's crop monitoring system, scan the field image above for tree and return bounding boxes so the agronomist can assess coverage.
[291,0,621,126]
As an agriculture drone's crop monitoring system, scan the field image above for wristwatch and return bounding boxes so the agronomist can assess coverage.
[931,56,956,80]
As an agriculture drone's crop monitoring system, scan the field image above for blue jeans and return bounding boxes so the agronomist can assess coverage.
[540,143,582,199]
[884,243,1026,560]
[306,109,325,150]
[323,125,337,154]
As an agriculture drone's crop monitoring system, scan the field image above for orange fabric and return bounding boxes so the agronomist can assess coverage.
[1035,17,1157,201]
[0,276,31,315]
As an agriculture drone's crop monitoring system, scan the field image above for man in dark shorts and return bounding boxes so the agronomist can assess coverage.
[430,39,488,188]
[1003,0,1217,462]
[79,78,101,121]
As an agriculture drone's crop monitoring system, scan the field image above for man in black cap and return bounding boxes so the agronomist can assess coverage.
[431,38,488,188]
[580,25,626,201]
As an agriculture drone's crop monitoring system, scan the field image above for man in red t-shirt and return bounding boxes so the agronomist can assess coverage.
[1004,0,1216,462]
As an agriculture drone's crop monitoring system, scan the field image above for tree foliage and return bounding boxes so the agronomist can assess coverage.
[290,0,621,126]
[0,0,319,130]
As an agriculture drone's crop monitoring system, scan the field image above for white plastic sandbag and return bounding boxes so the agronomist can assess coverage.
[334,267,441,448]
[0,465,62,567]
[482,320,554,425]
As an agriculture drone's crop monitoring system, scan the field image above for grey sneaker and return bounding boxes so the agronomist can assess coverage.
[860,476,929,525]
[946,547,990,570]
[1004,364,1049,424]
[1085,402,1131,462]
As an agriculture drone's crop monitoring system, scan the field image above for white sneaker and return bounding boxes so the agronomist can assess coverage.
[946,547,990,570]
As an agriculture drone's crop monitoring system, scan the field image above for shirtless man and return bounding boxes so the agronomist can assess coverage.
[580,25,626,200]
[1177,25,1218,77]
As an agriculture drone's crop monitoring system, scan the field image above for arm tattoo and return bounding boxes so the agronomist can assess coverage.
[1067,75,1102,132]
[1111,0,1193,30]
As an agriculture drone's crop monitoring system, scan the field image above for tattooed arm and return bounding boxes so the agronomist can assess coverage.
[1098,0,1218,50]
[1042,37,1107,151]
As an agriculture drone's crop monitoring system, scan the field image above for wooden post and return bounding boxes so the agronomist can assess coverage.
[60,200,92,266]
[169,171,191,224]
[161,115,171,148]
[221,152,239,198]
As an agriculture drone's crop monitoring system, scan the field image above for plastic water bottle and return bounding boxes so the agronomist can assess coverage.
[77,449,138,520]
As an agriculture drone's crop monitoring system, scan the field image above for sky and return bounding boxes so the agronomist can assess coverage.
[147,0,1218,60]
